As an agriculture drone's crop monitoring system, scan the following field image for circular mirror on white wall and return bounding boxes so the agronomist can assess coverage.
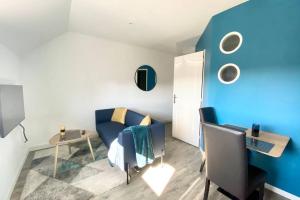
[218,63,240,84]
[135,65,157,91]
[220,32,243,54]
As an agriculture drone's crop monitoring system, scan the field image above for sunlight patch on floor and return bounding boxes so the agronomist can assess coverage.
[142,164,175,196]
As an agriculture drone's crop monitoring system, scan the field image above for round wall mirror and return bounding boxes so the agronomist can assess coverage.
[220,32,243,54]
[135,65,157,91]
[218,63,240,84]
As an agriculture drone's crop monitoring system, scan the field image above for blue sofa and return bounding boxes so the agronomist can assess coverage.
[95,108,165,184]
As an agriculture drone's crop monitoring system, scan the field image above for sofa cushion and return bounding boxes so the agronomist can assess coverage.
[111,107,127,124]
[140,115,151,126]
[125,110,145,126]
[96,121,126,147]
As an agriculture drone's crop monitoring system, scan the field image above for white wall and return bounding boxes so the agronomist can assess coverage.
[0,44,28,200]
[22,32,174,147]
[176,36,200,56]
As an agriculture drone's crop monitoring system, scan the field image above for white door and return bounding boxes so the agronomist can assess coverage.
[172,51,204,147]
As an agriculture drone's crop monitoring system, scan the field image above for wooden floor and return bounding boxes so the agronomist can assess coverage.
[91,124,289,200]
[11,123,289,200]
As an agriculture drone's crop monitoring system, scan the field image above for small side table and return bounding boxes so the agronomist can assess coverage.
[49,130,97,178]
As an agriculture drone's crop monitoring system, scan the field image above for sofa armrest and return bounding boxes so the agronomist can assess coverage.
[95,109,114,125]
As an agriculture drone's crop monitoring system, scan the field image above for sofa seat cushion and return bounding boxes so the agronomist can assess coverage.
[96,121,126,147]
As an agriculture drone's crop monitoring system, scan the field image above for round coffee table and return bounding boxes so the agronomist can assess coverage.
[49,130,97,177]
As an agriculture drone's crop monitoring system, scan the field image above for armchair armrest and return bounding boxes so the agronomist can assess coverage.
[117,129,136,170]
[150,122,166,157]
[95,108,114,124]
[117,121,166,171]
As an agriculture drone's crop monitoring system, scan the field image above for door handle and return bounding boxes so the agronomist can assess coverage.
[173,94,177,104]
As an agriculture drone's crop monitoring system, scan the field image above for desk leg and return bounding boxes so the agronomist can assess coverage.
[53,145,59,178]
[87,136,95,161]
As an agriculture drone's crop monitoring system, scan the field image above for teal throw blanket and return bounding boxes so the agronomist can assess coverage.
[124,125,154,168]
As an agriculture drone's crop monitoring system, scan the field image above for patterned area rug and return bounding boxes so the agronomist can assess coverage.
[12,138,126,200]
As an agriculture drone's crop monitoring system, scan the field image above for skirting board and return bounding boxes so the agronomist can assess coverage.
[266,184,300,200]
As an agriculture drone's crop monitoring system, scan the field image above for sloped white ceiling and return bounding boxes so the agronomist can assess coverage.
[0,0,245,55]
[0,0,72,55]
[69,0,245,53]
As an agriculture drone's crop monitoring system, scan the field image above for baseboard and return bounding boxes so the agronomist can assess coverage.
[266,183,300,200]
[7,149,29,200]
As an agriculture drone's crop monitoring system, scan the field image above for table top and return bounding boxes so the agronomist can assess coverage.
[49,130,98,146]
[245,129,290,158]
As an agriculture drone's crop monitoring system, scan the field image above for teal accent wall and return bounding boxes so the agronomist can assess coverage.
[196,0,300,196]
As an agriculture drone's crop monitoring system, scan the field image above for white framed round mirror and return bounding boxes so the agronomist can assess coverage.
[218,63,240,84]
[219,32,243,54]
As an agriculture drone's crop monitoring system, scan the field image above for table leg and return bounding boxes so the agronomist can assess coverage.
[68,145,72,154]
[87,136,95,161]
[53,144,59,178]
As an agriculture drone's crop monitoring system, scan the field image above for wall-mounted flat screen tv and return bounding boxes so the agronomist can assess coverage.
[0,85,25,138]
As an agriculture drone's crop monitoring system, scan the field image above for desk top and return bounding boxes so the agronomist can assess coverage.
[245,129,290,158]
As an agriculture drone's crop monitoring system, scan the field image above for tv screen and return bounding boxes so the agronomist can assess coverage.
[0,85,25,138]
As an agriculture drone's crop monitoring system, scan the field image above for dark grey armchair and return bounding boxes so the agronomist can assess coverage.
[202,123,266,200]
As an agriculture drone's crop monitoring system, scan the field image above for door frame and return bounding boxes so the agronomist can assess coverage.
[200,49,206,153]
